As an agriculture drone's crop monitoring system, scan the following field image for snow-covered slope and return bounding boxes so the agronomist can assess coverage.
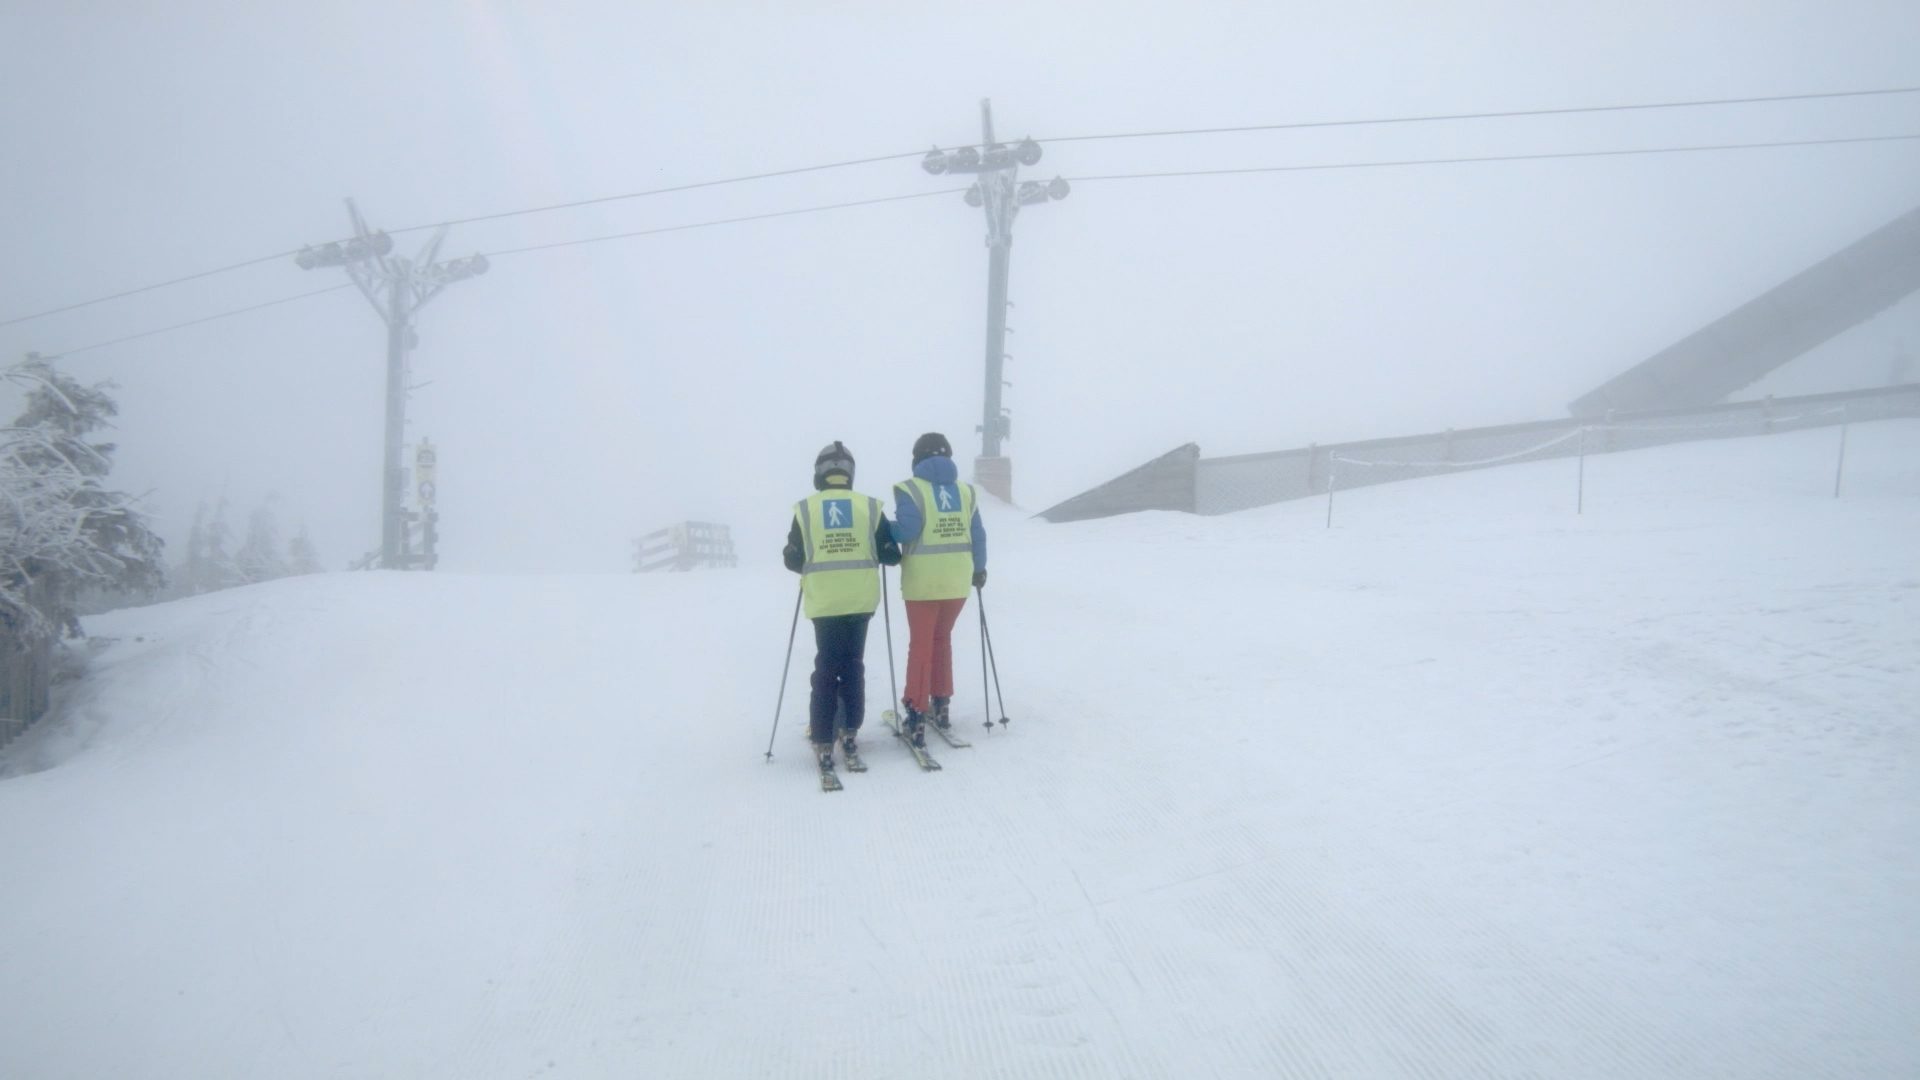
[3,422,1916,1079]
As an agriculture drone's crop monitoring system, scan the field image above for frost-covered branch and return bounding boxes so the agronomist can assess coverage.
[0,356,164,643]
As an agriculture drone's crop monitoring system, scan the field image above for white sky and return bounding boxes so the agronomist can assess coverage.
[2,1,1917,572]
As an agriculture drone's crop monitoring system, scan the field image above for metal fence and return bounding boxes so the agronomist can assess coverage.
[633,522,739,572]
[1042,384,1920,523]
[1,572,60,749]
[0,633,53,750]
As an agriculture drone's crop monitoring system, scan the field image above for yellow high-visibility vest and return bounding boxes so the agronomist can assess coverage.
[895,476,975,601]
[794,489,882,618]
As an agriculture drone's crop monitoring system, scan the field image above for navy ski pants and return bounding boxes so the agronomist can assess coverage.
[809,613,872,746]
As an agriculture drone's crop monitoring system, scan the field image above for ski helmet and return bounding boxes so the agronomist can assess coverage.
[814,441,855,489]
[911,432,952,466]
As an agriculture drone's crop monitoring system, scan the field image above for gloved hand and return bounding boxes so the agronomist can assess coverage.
[782,545,803,573]
[972,569,987,589]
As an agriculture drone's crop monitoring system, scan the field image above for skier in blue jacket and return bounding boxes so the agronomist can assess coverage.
[890,432,988,739]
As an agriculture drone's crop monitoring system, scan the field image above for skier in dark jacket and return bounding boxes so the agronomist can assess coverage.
[783,441,901,773]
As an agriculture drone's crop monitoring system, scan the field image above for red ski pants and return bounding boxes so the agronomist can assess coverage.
[903,597,968,712]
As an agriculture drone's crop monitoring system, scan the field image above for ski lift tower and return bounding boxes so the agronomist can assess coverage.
[920,99,1069,503]
[295,199,488,569]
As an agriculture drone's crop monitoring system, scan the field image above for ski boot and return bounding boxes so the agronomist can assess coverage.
[930,696,952,732]
[840,731,868,772]
[814,742,843,790]
[900,700,928,748]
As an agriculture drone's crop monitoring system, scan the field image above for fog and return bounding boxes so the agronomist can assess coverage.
[3,1,1916,573]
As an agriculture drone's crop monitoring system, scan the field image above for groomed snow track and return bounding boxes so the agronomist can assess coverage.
[2,423,1916,1078]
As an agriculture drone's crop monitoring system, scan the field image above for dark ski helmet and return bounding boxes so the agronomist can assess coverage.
[911,432,952,466]
[814,441,855,489]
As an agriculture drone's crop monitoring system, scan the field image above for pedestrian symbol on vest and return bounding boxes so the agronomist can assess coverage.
[823,499,852,529]
[935,484,959,512]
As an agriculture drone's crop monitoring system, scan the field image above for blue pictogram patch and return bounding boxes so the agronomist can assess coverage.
[821,499,853,530]
[933,483,960,513]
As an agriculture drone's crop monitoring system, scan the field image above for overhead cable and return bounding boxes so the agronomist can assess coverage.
[8,83,1914,328]
[1065,132,1920,184]
[46,285,353,359]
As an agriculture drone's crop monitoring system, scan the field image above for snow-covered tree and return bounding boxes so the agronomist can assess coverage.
[186,503,208,580]
[166,502,213,597]
[236,498,288,584]
[200,497,243,593]
[0,356,165,641]
[287,523,323,576]
[172,499,320,596]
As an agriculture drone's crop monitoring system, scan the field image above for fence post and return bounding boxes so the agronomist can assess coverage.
[0,647,14,749]
[1577,426,1588,515]
[1833,405,1850,498]
[1325,455,1338,529]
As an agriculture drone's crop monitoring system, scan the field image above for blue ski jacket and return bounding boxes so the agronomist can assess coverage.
[889,455,987,573]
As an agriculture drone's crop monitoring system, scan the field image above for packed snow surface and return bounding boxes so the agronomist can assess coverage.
[3,422,1917,1079]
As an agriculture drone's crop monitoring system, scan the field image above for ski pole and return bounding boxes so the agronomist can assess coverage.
[881,565,901,716]
[763,587,804,761]
[979,601,992,733]
[977,586,1010,727]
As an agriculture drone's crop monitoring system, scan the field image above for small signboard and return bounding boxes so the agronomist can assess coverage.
[415,439,438,508]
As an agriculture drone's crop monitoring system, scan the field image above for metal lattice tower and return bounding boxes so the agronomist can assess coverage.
[920,100,1069,502]
[295,200,488,568]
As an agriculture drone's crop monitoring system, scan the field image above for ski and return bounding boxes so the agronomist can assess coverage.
[881,709,942,771]
[818,761,844,792]
[928,719,972,748]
